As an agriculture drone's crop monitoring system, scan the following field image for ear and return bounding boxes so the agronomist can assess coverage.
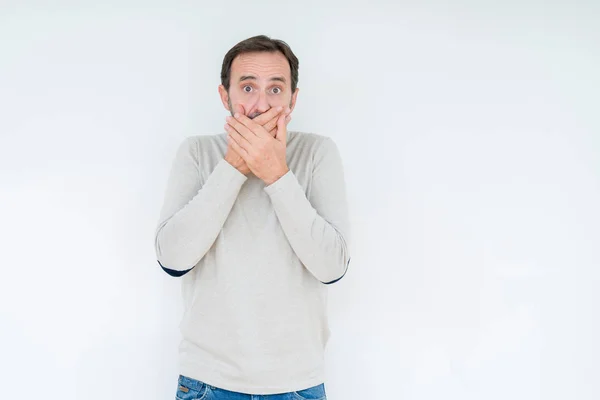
[289,87,299,112]
[218,85,230,111]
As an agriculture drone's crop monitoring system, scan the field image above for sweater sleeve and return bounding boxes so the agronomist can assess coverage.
[154,136,248,275]
[263,136,351,284]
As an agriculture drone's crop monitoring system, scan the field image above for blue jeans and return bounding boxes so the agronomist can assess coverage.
[175,374,327,400]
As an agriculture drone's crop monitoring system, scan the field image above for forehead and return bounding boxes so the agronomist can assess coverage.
[230,51,290,82]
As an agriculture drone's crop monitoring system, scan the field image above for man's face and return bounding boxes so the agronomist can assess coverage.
[219,51,298,119]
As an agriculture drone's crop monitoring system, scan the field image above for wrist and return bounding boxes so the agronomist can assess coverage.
[224,153,239,168]
[264,166,289,186]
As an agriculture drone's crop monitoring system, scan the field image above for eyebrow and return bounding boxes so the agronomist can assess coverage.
[239,75,287,84]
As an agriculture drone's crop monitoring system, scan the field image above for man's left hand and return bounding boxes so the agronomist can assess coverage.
[225,108,291,185]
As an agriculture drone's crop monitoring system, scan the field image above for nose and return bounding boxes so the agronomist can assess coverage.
[255,90,270,114]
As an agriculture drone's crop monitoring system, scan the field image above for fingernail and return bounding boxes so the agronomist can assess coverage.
[277,106,283,112]
[234,113,240,118]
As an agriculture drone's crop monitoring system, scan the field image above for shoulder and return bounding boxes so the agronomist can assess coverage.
[290,131,342,158]
[289,130,329,144]
[185,133,226,148]
[178,133,227,157]
[288,131,338,152]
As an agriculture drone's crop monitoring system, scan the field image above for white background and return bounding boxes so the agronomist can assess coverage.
[1,1,598,399]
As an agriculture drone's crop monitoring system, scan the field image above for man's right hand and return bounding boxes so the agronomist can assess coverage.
[224,104,291,176]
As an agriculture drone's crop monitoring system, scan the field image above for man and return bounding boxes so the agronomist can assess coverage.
[154,35,351,399]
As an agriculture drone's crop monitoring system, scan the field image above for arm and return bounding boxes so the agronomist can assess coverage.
[263,137,351,284]
[154,137,247,276]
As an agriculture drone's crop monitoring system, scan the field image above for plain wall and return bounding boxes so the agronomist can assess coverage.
[0,1,598,399]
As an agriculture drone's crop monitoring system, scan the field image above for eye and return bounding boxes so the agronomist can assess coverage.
[243,85,253,93]
[271,87,282,94]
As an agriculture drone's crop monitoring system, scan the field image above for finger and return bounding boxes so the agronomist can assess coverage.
[226,116,258,144]
[233,112,271,140]
[225,122,252,150]
[261,105,289,130]
[269,116,290,134]
[262,115,279,133]
[260,108,290,137]
[233,103,245,116]
[269,115,291,137]
[263,110,287,132]
[227,133,250,160]
[231,102,266,141]
[252,105,284,126]
[275,113,288,143]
